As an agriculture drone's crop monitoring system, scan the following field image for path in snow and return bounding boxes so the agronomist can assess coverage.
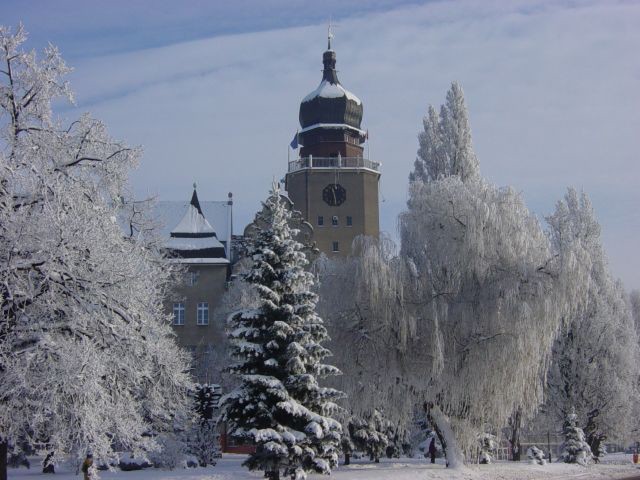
[9,453,640,479]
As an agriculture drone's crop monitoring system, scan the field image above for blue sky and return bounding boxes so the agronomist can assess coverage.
[3,0,640,290]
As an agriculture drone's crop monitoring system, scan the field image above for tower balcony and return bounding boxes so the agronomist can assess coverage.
[288,155,381,173]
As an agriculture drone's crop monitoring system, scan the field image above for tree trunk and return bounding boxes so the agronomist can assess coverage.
[0,440,7,480]
[267,469,280,480]
[510,409,522,461]
[344,453,350,465]
[585,409,604,462]
[425,402,464,468]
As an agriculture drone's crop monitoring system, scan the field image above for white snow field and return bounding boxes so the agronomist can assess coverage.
[9,454,640,480]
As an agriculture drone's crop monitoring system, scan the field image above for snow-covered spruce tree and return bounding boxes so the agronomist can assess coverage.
[349,411,389,463]
[188,384,219,467]
[221,184,343,480]
[340,429,354,465]
[317,82,568,468]
[0,25,191,479]
[560,409,593,465]
[543,188,639,461]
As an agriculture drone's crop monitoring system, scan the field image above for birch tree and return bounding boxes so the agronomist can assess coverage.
[0,25,191,478]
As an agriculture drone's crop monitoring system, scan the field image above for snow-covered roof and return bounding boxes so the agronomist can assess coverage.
[153,201,231,245]
[302,79,361,105]
[170,203,216,237]
[165,236,225,252]
[168,257,230,265]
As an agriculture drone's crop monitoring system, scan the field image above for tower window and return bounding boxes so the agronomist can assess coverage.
[332,216,339,226]
[173,303,185,325]
[346,216,353,226]
[197,302,209,325]
[332,241,339,252]
[318,215,324,226]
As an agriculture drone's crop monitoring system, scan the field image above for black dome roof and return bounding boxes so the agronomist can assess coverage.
[299,49,363,130]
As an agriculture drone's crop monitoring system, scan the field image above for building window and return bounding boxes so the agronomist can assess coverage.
[346,216,353,226]
[197,302,209,325]
[188,271,199,286]
[332,215,339,226]
[173,302,185,325]
[317,215,324,226]
[332,241,339,253]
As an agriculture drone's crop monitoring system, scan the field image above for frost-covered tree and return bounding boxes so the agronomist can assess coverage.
[349,411,389,463]
[410,82,479,183]
[526,446,546,465]
[543,188,639,461]
[477,433,497,464]
[0,25,191,479]
[340,430,354,465]
[630,290,640,333]
[318,83,568,469]
[188,384,219,467]
[559,409,592,465]
[221,184,343,480]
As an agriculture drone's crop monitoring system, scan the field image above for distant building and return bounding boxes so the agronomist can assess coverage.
[285,37,380,256]
[155,186,232,382]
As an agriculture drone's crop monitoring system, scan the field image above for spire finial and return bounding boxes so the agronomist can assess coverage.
[327,18,335,50]
[193,182,197,190]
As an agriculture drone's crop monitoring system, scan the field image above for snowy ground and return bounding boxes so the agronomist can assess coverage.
[9,453,640,479]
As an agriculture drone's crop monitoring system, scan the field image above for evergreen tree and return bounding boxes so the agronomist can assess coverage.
[340,429,354,465]
[189,384,220,467]
[560,408,593,465]
[222,185,343,480]
[350,410,389,463]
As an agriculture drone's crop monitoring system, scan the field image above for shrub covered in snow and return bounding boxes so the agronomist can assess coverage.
[478,433,497,464]
[527,446,547,465]
[118,453,152,471]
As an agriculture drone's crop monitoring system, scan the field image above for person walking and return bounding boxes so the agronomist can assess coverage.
[81,453,93,480]
[428,438,437,464]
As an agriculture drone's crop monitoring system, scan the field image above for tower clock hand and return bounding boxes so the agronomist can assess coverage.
[332,185,337,205]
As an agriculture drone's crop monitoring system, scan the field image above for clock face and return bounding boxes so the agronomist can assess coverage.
[322,183,346,206]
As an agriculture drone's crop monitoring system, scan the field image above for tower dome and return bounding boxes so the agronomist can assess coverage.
[299,46,363,130]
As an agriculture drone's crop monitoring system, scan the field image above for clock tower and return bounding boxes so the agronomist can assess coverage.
[285,37,380,256]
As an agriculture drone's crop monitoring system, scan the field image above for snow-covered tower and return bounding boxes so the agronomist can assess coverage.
[285,34,380,256]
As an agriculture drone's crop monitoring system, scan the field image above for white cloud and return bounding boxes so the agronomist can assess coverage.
[60,0,640,289]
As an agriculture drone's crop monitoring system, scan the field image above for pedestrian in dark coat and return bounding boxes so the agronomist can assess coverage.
[428,438,437,464]
[81,453,93,480]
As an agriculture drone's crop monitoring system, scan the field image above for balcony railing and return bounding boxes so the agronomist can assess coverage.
[288,156,380,173]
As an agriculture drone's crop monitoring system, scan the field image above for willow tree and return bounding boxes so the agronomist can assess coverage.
[544,188,639,460]
[318,82,572,467]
